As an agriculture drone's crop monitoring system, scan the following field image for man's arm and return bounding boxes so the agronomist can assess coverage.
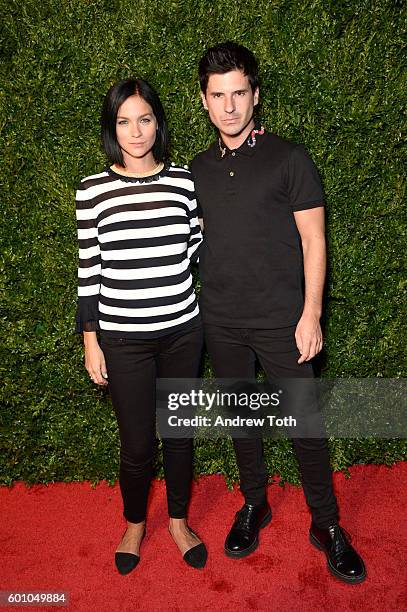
[293,206,326,364]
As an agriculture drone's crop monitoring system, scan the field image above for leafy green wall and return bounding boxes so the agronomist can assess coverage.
[1,0,405,484]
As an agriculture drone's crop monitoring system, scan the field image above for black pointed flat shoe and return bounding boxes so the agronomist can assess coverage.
[115,552,140,575]
[171,526,208,569]
[183,541,208,569]
[115,526,145,575]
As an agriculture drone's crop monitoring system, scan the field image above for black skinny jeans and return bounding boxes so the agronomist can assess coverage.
[100,323,203,524]
[204,324,339,529]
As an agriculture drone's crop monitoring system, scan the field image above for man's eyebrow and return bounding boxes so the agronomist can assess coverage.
[209,88,249,95]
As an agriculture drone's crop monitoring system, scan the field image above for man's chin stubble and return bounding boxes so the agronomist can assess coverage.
[220,115,254,139]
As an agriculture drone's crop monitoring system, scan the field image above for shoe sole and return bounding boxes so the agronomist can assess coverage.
[309,533,366,584]
[225,510,272,559]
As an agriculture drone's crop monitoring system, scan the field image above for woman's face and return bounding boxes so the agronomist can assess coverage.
[116,94,157,165]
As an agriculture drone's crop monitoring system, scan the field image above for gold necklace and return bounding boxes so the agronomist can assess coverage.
[111,162,164,178]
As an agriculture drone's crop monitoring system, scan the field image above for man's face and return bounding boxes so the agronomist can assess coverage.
[201,69,259,141]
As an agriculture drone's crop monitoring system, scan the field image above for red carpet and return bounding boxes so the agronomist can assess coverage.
[1,463,406,611]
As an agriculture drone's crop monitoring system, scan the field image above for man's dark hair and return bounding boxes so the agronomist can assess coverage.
[198,41,259,95]
[101,78,169,167]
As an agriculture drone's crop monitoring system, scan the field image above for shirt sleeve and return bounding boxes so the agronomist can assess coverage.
[288,145,325,211]
[75,180,101,332]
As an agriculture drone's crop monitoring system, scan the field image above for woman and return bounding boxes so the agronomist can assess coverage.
[75,78,206,574]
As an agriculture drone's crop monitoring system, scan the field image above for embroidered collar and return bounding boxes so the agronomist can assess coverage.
[217,124,265,159]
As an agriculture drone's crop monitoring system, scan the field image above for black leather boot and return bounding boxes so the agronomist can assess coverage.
[310,522,366,584]
[225,501,272,558]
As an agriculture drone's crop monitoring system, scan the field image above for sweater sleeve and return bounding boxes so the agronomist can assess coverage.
[75,179,101,332]
[186,189,203,264]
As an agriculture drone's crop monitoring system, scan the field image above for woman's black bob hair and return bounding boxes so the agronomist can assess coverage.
[101,78,169,167]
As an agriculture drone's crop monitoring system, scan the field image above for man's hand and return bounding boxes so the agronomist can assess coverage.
[295,313,323,363]
[83,332,108,386]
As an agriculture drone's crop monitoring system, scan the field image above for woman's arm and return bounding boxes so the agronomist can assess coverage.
[75,179,107,386]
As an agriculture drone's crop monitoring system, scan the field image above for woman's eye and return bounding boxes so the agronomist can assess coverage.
[141,118,151,124]
[117,120,128,125]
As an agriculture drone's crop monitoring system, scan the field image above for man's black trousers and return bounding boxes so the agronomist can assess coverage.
[204,324,339,529]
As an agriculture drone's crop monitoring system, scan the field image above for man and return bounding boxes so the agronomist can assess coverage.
[190,41,366,583]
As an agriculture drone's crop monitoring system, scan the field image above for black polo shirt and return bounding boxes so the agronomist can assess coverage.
[190,130,325,328]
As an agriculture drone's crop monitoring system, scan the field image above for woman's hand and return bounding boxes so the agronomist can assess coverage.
[83,331,108,386]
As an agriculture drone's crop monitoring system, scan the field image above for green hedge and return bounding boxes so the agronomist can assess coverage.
[1,0,406,485]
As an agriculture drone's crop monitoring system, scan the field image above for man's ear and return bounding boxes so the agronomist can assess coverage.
[254,87,260,107]
[200,91,208,110]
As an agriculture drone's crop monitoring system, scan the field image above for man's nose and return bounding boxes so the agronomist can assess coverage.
[224,95,235,114]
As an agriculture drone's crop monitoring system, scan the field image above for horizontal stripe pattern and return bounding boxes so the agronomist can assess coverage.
[75,165,202,336]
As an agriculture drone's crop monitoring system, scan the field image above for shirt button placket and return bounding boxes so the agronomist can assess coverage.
[230,151,236,177]
[225,152,236,197]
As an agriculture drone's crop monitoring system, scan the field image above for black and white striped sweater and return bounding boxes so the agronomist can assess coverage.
[75,163,202,338]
